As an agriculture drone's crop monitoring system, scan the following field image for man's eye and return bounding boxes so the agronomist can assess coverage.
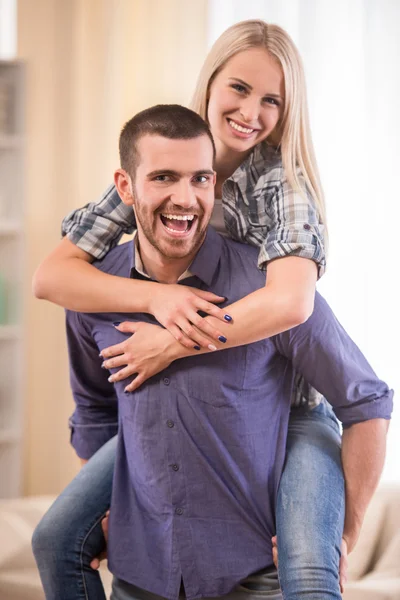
[154,175,170,182]
[194,176,209,184]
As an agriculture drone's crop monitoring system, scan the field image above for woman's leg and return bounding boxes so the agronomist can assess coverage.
[276,400,345,600]
[32,435,117,600]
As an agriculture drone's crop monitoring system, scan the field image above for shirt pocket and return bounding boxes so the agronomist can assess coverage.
[186,349,246,408]
[246,186,275,231]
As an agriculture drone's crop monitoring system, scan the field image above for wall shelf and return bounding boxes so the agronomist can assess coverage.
[0,61,24,498]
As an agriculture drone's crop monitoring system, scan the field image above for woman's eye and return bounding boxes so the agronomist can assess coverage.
[231,83,247,94]
[263,97,280,106]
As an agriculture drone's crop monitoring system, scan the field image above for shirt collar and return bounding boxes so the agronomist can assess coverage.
[129,230,222,285]
[227,142,281,184]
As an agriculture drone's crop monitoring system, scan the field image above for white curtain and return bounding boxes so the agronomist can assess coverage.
[0,0,16,58]
[208,0,400,483]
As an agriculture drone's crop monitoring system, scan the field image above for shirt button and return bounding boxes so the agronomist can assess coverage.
[166,420,174,428]
[171,464,179,471]
[303,223,311,231]
[163,377,170,386]
[175,507,183,515]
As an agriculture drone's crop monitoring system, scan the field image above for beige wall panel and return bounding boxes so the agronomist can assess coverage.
[17,0,207,495]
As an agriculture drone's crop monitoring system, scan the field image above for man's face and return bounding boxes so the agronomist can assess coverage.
[130,134,216,261]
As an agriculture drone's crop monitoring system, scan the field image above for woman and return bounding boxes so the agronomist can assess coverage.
[32,20,344,600]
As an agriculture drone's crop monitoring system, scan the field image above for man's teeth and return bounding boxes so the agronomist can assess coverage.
[161,214,194,221]
[228,119,254,134]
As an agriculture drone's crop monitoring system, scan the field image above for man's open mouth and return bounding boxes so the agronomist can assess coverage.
[159,213,197,234]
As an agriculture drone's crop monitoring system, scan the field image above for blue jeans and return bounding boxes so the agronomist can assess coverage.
[32,402,344,600]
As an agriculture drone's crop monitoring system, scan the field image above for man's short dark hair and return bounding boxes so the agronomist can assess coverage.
[119,104,216,179]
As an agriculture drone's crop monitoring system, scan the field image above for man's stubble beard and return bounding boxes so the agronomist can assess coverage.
[134,198,208,260]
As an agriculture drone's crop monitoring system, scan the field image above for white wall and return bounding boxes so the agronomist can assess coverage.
[208,0,400,482]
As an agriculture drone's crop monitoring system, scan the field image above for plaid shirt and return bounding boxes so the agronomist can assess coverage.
[62,143,326,408]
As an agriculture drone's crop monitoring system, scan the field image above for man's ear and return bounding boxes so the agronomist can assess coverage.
[114,169,135,206]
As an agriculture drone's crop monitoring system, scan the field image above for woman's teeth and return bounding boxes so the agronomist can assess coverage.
[228,119,255,134]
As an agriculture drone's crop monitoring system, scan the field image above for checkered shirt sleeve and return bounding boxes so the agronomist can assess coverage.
[61,184,136,259]
[258,174,326,278]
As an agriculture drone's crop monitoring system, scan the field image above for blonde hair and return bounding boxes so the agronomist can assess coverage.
[190,19,327,240]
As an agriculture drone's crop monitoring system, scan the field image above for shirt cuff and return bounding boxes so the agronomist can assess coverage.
[69,418,119,460]
[258,229,326,279]
[335,391,394,429]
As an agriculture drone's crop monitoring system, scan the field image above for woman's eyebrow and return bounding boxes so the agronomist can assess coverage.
[229,77,252,89]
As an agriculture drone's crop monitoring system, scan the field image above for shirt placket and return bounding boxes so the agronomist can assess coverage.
[160,371,194,599]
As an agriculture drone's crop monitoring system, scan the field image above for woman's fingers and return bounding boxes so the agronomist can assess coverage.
[195,298,233,324]
[114,321,141,334]
[124,373,146,393]
[188,309,229,343]
[102,354,128,370]
[174,316,218,350]
[167,323,204,350]
[100,341,126,360]
[191,289,226,303]
[108,364,136,383]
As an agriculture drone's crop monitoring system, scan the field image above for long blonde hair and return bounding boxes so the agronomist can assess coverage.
[190,19,327,239]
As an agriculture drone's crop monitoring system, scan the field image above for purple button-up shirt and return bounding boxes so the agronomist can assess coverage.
[67,227,393,600]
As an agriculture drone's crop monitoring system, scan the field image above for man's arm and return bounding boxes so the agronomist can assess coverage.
[66,311,119,461]
[273,293,393,548]
[341,418,389,551]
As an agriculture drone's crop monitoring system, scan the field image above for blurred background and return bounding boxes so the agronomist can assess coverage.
[0,0,399,503]
[0,1,399,598]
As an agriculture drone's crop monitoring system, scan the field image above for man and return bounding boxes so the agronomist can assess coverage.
[67,105,392,600]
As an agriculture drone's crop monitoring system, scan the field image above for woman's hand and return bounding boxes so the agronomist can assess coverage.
[149,283,232,349]
[100,321,196,392]
[90,510,109,570]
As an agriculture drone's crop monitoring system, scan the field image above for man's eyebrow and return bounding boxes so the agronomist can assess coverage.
[193,169,215,176]
[229,77,283,99]
[146,169,214,178]
[146,169,180,178]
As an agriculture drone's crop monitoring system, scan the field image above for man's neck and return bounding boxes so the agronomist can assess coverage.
[136,236,194,284]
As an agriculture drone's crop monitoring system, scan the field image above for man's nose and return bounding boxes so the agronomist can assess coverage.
[171,181,197,209]
[239,96,261,124]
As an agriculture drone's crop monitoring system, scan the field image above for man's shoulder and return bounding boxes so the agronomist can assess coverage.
[219,233,260,266]
[92,241,132,277]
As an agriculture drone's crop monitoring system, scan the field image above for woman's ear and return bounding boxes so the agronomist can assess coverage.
[114,169,135,206]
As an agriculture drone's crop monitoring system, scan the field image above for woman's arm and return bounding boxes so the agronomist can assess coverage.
[33,237,231,345]
[182,256,317,346]
[33,237,155,313]
[101,256,317,391]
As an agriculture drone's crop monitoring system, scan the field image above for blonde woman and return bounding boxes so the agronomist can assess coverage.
[33,21,345,600]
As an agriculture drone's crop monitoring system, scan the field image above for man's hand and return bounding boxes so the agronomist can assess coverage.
[90,510,110,570]
[271,535,278,569]
[339,537,348,593]
[271,535,348,593]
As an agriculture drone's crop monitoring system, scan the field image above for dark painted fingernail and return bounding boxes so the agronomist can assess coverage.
[224,314,232,322]
[218,335,227,343]
[194,345,201,351]
[113,321,122,326]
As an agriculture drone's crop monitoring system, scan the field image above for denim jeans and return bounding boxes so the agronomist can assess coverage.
[32,401,344,600]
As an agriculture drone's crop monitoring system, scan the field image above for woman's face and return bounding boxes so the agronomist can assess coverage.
[207,47,284,158]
